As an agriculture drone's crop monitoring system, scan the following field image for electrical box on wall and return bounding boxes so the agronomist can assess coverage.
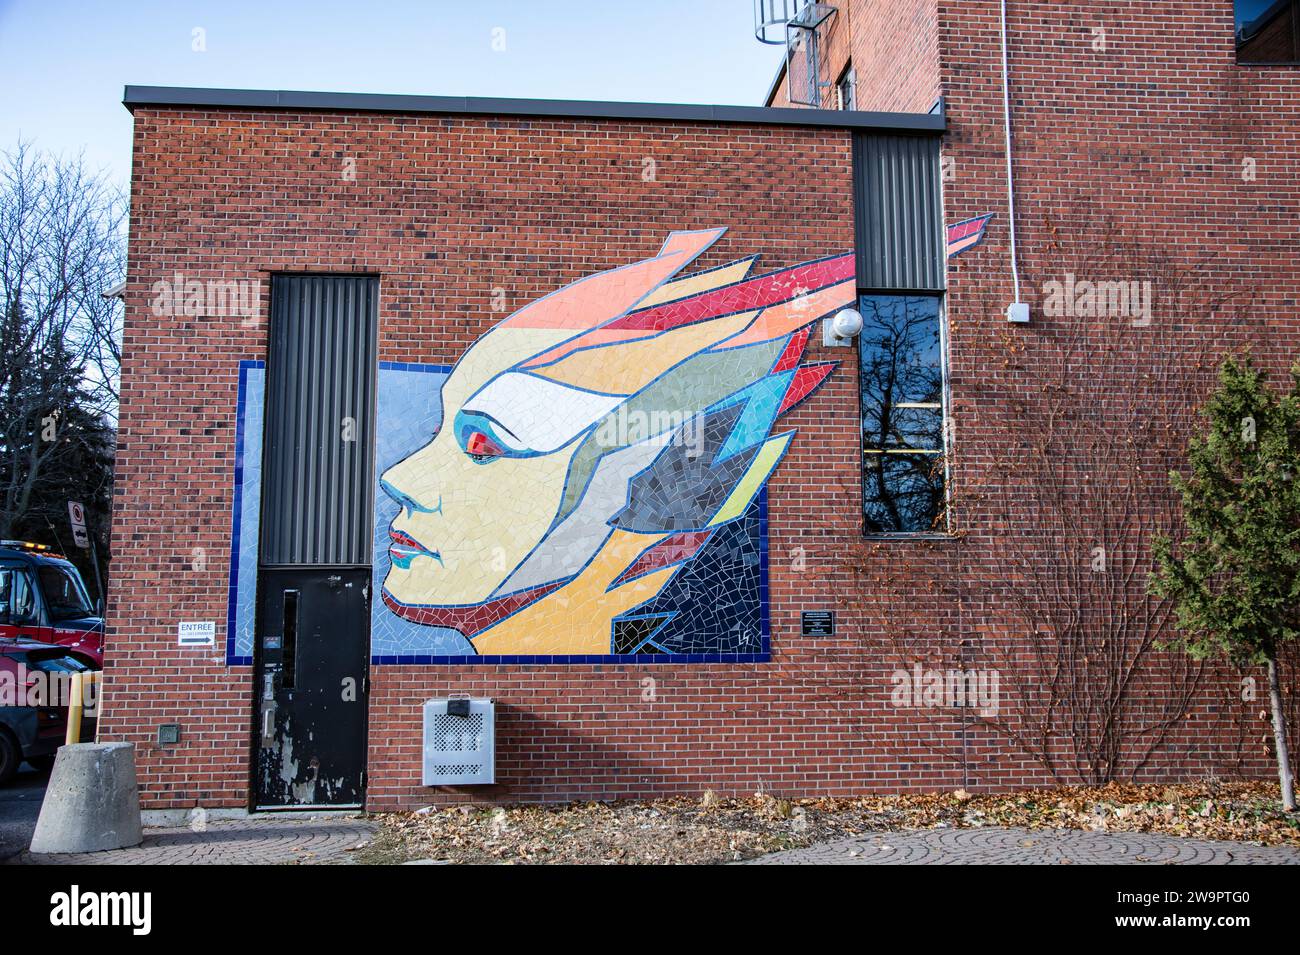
[422,697,495,786]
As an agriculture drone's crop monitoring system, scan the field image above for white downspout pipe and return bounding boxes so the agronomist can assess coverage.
[999,0,1029,322]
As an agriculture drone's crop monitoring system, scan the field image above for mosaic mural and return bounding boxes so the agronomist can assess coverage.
[376,228,856,660]
[229,219,993,664]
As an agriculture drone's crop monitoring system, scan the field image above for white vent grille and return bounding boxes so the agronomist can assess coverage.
[422,698,495,786]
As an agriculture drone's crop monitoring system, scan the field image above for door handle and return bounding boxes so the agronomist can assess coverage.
[261,703,276,744]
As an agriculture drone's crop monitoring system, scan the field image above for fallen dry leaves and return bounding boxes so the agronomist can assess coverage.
[358,780,1299,865]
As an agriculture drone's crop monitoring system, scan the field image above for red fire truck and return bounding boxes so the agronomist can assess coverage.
[0,541,103,667]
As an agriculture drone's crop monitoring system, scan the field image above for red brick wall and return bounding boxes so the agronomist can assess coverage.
[761,0,1296,794]
[934,0,1300,784]
[850,0,940,112]
[767,0,940,113]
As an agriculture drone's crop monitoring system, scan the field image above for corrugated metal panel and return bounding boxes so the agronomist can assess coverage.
[853,133,944,291]
[261,275,378,566]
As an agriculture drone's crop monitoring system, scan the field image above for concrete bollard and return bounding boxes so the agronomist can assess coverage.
[29,742,143,854]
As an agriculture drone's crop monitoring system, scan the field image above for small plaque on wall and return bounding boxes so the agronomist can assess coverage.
[801,611,835,637]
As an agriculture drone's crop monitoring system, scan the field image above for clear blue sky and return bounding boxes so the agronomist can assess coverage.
[0,0,785,189]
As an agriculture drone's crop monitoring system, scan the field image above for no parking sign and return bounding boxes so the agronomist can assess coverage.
[68,500,89,549]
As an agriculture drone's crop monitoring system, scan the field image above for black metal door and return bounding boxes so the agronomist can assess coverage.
[255,567,370,807]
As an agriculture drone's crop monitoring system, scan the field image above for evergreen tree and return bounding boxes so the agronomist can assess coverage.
[1151,356,1299,810]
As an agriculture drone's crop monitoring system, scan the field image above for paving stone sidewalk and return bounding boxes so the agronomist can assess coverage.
[745,826,1300,865]
[8,816,1300,864]
[7,816,376,865]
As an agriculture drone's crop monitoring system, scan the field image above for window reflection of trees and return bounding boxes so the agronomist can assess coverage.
[858,295,945,534]
[1235,0,1299,64]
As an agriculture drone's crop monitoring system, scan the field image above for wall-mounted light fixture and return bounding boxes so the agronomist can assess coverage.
[822,307,863,347]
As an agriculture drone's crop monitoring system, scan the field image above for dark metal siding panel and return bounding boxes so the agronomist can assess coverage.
[261,275,378,567]
[853,133,944,291]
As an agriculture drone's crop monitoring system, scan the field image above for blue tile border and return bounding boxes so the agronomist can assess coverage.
[379,360,453,373]
[226,359,263,667]
[370,653,772,666]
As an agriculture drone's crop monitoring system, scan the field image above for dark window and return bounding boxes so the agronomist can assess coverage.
[858,294,947,534]
[0,565,38,625]
[1236,0,1299,63]
[837,65,856,111]
[37,565,92,621]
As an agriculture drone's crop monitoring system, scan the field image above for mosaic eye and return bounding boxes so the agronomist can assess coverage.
[459,371,623,457]
[453,408,532,463]
[463,429,504,463]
